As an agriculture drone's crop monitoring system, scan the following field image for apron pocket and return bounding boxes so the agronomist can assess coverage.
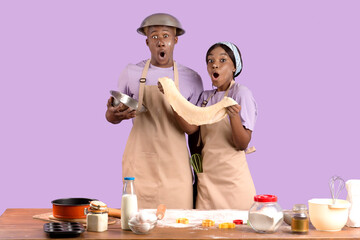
[133,152,159,204]
[196,173,212,209]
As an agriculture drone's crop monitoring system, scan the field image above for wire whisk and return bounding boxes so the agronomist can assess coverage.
[190,153,203,174]
[329,175,345,204]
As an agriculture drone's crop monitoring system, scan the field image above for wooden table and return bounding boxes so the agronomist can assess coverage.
[1,208,360,239]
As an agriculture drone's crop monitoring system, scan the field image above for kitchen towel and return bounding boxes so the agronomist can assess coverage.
[346,179,360,227]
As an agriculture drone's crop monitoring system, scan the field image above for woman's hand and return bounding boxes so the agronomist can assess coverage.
[226,104,241,118]
[105,97,136,124]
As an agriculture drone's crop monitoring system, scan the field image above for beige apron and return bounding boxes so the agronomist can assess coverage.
[196,81,256,210]
[122,60,193,209]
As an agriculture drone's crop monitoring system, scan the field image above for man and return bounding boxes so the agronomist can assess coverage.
[106,13,203,209]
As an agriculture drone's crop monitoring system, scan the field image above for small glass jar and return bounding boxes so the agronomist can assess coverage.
[248,194,284,233]
[86,201,108,232]
[291,204,309,233]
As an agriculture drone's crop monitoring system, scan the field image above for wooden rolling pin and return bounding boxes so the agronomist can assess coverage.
[107,204,165,219]
[156,204,166,220]
[107,208,121,218]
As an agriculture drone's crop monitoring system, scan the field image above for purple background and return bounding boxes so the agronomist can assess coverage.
[1,0,359,216]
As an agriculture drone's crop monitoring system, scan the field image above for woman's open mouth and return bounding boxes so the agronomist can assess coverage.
[213,72,219,79]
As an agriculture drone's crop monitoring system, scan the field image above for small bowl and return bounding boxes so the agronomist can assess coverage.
[283,209,309,225]
[110,90,147,112]
[128,220,157,234]
[308,198,350,231]
[282,210,294,225]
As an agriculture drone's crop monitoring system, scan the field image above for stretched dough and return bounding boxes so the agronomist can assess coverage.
[158,77,238,126]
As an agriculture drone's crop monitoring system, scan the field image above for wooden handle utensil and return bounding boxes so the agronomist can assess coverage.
[107,208,121,218]
[156,204,166,220]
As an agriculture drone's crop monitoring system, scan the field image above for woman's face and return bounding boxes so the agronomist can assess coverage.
[207,46,236,91]
[146,26,178,68]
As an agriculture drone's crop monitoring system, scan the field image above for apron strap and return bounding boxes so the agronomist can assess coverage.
[173,61,179,90]
[224,80,235,97]
[138,60,179,111]
[138,59,151,112]
[201,90,216,107]
[198,80,235,147]
[201,80,235,107]
[245,146,256,154]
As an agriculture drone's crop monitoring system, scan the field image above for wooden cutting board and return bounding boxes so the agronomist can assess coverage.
[33,212,118,225]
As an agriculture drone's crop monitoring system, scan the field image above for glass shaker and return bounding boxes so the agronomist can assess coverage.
[248,194,284,233]
[291,204,309,233]
[121,177,138,230]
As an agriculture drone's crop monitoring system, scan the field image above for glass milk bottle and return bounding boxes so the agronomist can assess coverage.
[121,177,138,230]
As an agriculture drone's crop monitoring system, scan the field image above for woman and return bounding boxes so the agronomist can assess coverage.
[174,42,257,210]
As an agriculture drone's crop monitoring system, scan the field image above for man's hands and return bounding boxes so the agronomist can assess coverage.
[106,97,136,124]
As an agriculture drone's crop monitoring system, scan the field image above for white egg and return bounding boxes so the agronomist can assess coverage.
[148,214,157,222]
[129,212,139,220]
[139,211,151,223]
[136,222,151,233]
[129,216,138,225]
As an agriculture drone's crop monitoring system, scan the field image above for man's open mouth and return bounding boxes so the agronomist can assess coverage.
[160,51,165,58]
[213,72,219,78]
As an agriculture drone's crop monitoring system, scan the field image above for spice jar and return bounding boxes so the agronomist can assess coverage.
[248,194,284,233]
[85,201,108,232]
[291,204,309,233]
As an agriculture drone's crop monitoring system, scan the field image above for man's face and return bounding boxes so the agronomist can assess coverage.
[145,26,178,68]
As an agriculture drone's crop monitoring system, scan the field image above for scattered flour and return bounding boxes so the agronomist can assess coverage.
[139,209,248,228]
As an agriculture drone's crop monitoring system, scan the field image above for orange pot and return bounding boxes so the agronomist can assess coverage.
[52,198,96,219]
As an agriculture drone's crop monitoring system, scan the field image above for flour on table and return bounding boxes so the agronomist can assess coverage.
[140,209,248,228]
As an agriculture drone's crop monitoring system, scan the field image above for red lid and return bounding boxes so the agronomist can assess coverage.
[254,194,277,202]
[233,219,243,225]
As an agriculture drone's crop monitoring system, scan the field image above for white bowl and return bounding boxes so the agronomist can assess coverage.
[308,198,350,231]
